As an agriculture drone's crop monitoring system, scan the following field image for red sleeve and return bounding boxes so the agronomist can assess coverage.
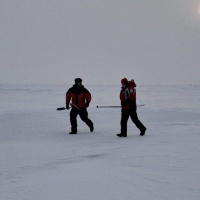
[120,91,125,102]
[84,92,91,102]
[129,87,136,101]
[66,92,71,104]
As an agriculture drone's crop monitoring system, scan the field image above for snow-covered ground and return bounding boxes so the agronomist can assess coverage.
[0,84,200,200]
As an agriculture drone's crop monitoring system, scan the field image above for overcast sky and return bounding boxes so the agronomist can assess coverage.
[1,0,200,85]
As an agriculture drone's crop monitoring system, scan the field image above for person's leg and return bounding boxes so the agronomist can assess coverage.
[119,110,129,137]
[130,111,146,135]
[79,109,94,132]
[70,108,79,134]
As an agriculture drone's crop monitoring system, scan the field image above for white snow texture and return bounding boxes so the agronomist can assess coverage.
[0,84,200,200]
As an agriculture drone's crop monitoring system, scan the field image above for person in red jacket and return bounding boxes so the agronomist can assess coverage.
[117,78,146,137]
[66,78,94,134]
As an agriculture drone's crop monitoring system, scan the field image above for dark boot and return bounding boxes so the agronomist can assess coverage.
[69,131,77,134]
[89,125,94,132]
[117,133,127,137]
[69,128,77,134]
[140,127,146,136]
[85,119,93,132]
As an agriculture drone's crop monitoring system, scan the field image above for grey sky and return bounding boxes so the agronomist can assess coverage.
[1,0,200,85]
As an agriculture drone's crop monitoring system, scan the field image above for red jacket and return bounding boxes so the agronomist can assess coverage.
[120,80,137,110]
[66,85,91,109]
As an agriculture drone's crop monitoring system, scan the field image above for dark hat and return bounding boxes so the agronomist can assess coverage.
[75,78,82,84]
[121,78,128,85]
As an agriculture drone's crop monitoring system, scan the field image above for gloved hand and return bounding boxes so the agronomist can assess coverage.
[85,101,90,108]
[66,104,70,110]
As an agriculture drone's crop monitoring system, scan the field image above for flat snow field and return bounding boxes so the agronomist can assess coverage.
[0,84,200,200]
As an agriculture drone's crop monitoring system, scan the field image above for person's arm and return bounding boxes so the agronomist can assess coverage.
[84,89,91,107]
[66,90,72,109]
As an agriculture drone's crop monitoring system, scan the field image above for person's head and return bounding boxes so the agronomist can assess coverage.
[121,78,128,88]
[74,78,82,86]
[129,79,136,87]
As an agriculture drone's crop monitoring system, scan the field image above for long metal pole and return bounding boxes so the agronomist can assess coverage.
[96,104,144,108]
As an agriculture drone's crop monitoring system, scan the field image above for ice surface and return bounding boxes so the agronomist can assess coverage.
[0,84,200,200]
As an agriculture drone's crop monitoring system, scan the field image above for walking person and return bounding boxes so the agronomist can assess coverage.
[117,78,146,137]
[66,78,94,134]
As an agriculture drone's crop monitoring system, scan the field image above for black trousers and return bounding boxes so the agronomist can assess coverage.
[121,109,146,136]
[70,108,93,132]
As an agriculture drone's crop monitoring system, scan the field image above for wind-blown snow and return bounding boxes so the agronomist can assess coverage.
[0,84,200,200]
